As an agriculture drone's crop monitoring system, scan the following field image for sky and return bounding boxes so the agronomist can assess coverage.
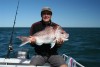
[0,0,100,27]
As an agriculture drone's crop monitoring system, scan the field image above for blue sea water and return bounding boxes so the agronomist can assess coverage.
[0,27,100,67]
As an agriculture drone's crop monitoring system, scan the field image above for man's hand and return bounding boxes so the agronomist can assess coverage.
[56,38,64,45]
[29,36,36,44]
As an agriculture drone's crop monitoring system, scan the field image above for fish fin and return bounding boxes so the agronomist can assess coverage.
[51,42,55,48]
[19,41,30,47]
[36,42,43,46]
[17,36,30,47]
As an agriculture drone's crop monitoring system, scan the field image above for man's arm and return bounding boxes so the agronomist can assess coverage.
[29,24,37,47]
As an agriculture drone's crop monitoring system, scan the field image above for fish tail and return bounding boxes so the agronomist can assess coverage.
[17,36,30,47]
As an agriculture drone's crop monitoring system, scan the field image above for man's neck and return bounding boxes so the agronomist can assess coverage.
[41,20,52,25]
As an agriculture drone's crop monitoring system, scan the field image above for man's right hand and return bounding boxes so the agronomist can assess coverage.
[29,36,36,44]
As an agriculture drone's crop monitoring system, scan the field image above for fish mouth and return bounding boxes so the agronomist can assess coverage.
[64,34,69,41]
[66,33,69,38]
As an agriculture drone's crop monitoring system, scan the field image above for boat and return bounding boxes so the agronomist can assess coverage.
[0,50,84,67]
[0,0,85,67]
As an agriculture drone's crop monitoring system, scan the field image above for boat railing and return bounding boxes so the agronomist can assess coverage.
[62,54,85,67]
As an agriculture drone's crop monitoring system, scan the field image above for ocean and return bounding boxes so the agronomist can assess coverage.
[0,27,100,67]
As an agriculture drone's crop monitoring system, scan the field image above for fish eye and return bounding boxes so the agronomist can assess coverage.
[61,32,64,34]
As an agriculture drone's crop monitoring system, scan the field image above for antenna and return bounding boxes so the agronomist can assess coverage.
[6,0,20,58]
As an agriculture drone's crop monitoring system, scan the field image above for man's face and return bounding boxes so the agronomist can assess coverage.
[41,11,52,22]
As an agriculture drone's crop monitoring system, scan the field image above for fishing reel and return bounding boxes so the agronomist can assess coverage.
[9,45,13,51]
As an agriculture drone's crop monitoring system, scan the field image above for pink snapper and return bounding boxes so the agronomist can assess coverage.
[17,25,69,48]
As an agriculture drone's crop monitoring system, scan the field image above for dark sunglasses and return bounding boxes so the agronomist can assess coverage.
[41,10,52,15]
[42,12,52,15]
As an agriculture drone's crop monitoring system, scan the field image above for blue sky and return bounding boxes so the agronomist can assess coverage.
[0,0,100,27]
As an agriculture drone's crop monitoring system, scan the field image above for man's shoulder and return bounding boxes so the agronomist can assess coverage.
[51,22,60,26]
[32,21,41,26]
[31,21,42,27]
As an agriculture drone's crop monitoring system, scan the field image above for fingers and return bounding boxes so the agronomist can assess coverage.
[29,36,33,38]
[59,38,64,44]
[29,36,36,44]
[56,38,64,44]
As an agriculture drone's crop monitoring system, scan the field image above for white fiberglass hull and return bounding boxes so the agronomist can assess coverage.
[0,54,84,67]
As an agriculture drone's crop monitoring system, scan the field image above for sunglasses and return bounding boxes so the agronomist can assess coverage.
[41,11,52,15]
[42,12,52,15]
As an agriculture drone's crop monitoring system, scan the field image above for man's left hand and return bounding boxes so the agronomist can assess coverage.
[56,38,64,45]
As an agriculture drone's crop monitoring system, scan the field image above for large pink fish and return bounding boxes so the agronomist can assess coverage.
[17,25,69,48]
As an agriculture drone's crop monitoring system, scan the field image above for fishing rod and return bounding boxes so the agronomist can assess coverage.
[6,0,20,58]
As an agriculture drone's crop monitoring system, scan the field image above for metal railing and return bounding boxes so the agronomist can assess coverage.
[62,54,85,67]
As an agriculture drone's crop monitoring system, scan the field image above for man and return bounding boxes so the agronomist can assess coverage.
[29,7,67,67]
